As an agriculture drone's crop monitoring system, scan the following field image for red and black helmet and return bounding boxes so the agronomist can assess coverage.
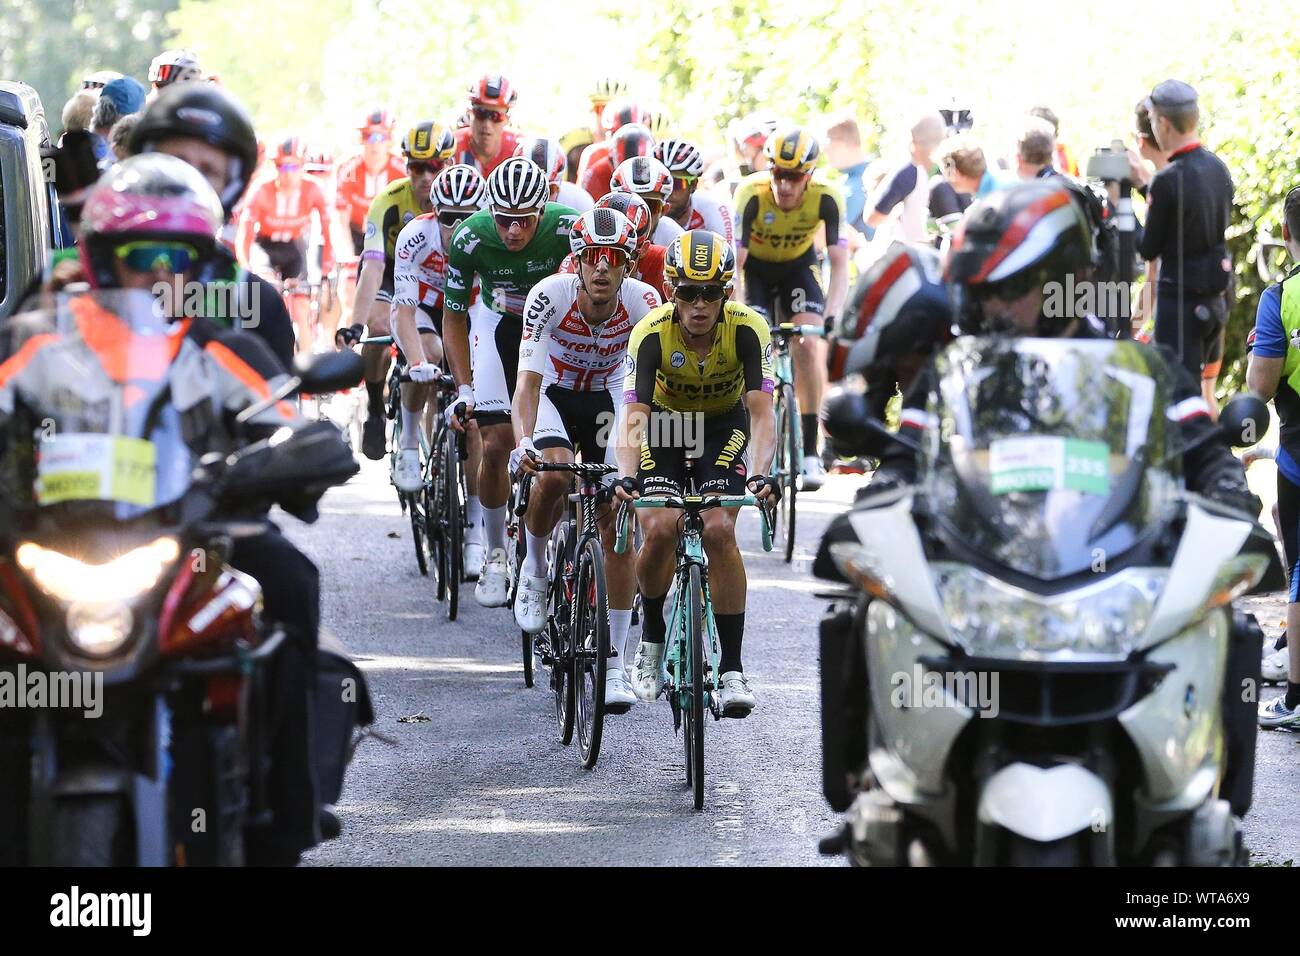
[611,123,654,167]
[594,191,653,253]
[946,180,1093,336]
[469,73,517,110]
[600,97,650,136]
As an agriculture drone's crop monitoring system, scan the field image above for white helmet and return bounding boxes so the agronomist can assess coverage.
[149,49,202,87]
[487,157,549,213]
[431,164,487,210]
[513,137,566,183]
[568,208,639,259]
[610,156,673,204]
[654,138,704,179]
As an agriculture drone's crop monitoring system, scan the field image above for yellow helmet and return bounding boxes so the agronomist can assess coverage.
[764,126,820,174]
[401,119,455,163]
[664,230,736,286]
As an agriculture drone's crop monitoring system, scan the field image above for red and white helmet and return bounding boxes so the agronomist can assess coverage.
[514,137,566,183]
[611,123,654,167]
[149,49,202,87]
[654,138,704,179]
[487,157,549,213]
[432,164,487,210]
[468,73,517,110]
[274,133,305,166]
[358,107,394,142]
[611,156,673,204]
[569,207,639,260]
[594,192,653,253]
[600,97,651,136]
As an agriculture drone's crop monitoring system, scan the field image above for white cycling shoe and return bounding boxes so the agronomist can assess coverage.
[631,641,666,702]
[474,548,510,608]
[1263,646,1289,684]
[718,671,757,717]
[392,448,423,494]
[513,573,548,634]
[462,540,484,581]
[604,670,636,713]
[800,455,826,491]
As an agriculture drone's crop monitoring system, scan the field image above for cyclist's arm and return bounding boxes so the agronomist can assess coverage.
[821,189,849,318]
[514,282,558,443]
[441,224,476,390]
[235,200,257,267]
[732,189,759,301]
[1247,284,1285,399]
[617,329,661,481]
[351,197,389,328]
[314,187,335,271]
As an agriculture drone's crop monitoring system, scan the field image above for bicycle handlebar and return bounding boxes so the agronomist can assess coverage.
[358,335,393,346]
[513,462,614,517]
[773,323,825,338]
[614,494,774,554]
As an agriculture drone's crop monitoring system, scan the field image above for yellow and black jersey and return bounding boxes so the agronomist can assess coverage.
[361,177,423,289]
[733,170,846,263]
[623,302,774,415]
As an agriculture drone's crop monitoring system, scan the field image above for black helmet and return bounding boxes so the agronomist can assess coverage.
[945,180,1093,337]
[130,83,258,217]
[830,242,952,382]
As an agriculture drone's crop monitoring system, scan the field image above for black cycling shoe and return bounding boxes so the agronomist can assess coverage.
[319,805,342,841]
[361,412,386,461]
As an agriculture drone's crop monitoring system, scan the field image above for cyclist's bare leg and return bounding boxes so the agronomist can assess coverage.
[636,507,681,600]
[701,508,745,614]
[287,284,313,353]
[478,421,513,553]
[790,311,826,441]
[597,504,636,610]
[362,298,393,397]
[523,446,574,539]
[397,330,439,450]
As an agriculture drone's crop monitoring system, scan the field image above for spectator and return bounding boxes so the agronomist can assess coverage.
[90,77,146,140]
[823,113,870,232]
[1136,79,1234,377]
[1029,105,1080,177]
[939,134,1014,199]
[60,90,97,135]
[1129,99,1170,342]
[1015,117,1058,180]
[108,114,140,161]
[146,49,202,103]
[862,111,946,244]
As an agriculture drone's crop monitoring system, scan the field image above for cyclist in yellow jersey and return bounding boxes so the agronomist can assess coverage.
[732,126,849,489]
[336,120,454,461]
[615,231,777,717]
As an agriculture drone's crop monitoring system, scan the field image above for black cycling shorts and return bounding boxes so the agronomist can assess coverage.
[1154,286,1226,378]
[742,247,825,322]
[257,237,308,282]
[638,403,750,497]
[534,385,615,465]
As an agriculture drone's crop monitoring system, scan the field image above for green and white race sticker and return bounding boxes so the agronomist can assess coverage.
[988,436,1109,496]
[37,434,157,508]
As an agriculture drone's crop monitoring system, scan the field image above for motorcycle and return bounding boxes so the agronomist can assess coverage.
[0,288,363,865]
[815,337,1281,866]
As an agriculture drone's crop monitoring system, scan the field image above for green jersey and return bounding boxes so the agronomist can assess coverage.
[443,203,578,320]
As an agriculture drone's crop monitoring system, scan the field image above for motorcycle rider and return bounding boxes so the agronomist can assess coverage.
[0,155,344,865]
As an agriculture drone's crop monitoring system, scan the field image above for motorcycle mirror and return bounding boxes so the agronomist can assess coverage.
[820,382,920,459]
[294,350,365,395]
[1218,393,1270,448]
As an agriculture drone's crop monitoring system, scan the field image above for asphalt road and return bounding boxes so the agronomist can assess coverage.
[295,458,1300,866]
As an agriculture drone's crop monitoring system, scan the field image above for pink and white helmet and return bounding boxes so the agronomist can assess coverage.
[610,156,673,205]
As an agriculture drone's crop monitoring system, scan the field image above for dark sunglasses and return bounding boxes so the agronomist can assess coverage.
[493,212,538,230]
[579,247,629,268]
[674,284,726,303]
[406,160,439,176]
[772,169,806,183]
[472,106,507,123]
[438,210,473,229]
[114,240,202,274]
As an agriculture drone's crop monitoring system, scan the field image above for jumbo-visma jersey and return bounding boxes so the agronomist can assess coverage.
[623,302,774,415]
[733,170,845,263]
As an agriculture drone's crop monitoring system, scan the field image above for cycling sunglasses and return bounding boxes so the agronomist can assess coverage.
[772,169,807,183]
[114,240,202,274]
[406,160,439,177]
[674,284,726,303]
[276,162,301,173]
[438,210,474,229]
[579,247,629,268]
[672,176,698,191]
[493,212,538,230]
[472,106,507,124]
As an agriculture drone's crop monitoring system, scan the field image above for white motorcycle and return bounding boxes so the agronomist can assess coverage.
[815,337,1280,866]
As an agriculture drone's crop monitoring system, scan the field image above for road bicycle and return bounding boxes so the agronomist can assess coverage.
[767,319,825,563]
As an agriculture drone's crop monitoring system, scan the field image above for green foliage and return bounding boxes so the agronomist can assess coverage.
[0,0,179,134]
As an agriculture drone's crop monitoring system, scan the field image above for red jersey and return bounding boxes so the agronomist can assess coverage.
[335,153,406,231]
[236,174,333,265]
[452,127,523,177]
[577,141,614,200]
[558,243,667,301]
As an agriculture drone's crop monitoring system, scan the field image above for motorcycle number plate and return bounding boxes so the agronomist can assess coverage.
[988,436,1109,496]
[37,433,157,507]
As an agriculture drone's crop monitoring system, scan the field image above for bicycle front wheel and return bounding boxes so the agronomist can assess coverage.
[574,538,609,769]
[550,523,576,743]
[443,429,463,621]
[408,490,429,577]
[686,564,706,811]
[777,384,798,563]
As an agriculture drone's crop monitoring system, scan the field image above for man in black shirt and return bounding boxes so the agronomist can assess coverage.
[1137,79,1234,377]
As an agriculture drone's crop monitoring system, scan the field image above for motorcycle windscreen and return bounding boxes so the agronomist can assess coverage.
[923,337,1184,580]
[2,288,198,521]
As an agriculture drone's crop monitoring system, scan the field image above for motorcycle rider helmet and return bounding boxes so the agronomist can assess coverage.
[945,180,1093,337]
[79,153,225,289]
[130,82,259,217]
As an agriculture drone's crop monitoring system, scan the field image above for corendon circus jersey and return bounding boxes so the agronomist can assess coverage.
[518,273,661,391]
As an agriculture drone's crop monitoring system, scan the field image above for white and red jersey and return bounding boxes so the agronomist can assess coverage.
[393,213,448,310]
[452,127,523,177]
[236,174,333,264]
[519,273,661,391]
[681,192,734,248]
[335,152,406,231]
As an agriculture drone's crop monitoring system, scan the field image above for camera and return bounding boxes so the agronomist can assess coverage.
[1086,140,1131,183]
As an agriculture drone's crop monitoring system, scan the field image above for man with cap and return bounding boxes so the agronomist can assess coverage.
[1137,79,1235,378]
[89,77,146,163]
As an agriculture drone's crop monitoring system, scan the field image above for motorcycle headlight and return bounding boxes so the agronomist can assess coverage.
[66,602,134,657]
[15,537,180,604]
[933,562,1168,661]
